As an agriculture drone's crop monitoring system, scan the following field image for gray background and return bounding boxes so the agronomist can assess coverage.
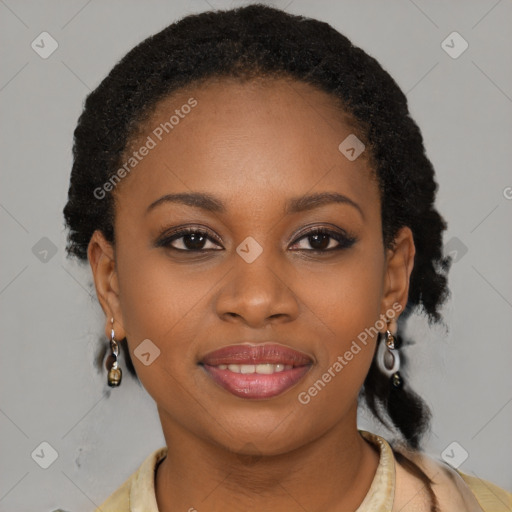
[1,0,511,510]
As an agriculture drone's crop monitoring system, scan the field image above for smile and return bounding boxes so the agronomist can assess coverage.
[200,343,313,399]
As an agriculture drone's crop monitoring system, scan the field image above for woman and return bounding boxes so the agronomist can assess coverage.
[62,4,511,511]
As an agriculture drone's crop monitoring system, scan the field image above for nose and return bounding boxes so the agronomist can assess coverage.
[214,252,300,328]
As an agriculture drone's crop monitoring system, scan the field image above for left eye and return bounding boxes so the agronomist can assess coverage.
[290,229,356,252]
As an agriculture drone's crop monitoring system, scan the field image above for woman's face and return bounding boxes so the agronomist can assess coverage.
[89,77,414,455]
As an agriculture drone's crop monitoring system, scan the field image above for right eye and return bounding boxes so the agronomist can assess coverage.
[156,227,223,252]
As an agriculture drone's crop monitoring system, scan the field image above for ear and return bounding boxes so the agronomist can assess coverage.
[380,226,415,327]
[87,230,126,340]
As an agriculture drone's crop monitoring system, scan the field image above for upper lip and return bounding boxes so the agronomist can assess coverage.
[200,342,314,367]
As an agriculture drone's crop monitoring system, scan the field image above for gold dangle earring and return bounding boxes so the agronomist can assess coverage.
[107,317,122,387]
[376,319,402,389]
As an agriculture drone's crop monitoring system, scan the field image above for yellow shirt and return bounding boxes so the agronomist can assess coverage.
[94,430,512,511]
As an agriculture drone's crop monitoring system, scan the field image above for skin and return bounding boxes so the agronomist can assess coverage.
[88,77,415,511]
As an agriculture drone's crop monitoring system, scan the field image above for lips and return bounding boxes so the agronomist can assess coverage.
[201,343,313,367]
[200,343,313,399]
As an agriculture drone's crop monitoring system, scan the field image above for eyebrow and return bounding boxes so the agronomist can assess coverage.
[146,191,364,219]
[285,191,364,219]
[146,192,225,214]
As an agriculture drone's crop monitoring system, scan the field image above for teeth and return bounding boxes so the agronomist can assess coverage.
[256,364,277,374]
[217,363,294,374]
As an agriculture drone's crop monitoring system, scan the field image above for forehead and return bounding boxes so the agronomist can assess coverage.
[115,77,379,214]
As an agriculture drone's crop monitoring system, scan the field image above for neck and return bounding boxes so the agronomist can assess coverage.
[155,405,380,512]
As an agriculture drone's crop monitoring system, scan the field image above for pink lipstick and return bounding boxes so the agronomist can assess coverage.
[200,343,313,399]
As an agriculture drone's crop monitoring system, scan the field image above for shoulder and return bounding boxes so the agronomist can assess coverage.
[392,444,512,512]
[93,446,168,512]
[456,471,512,512]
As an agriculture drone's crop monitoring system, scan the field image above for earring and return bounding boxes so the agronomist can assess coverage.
[107,317,122,387]
[376,325,403,389]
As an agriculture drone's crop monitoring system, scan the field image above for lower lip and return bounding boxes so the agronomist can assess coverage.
[201,364,312,399]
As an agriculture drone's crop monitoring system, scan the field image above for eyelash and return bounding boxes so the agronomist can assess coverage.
[156,226,357,254]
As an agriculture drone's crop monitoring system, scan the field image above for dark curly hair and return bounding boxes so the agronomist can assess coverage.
[63,4,451,499]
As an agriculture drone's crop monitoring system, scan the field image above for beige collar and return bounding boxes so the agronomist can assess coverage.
[356,430,395,511]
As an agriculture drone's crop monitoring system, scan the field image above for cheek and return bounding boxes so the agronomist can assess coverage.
[292,291,380,430]
[291,244,384,412]
[115,250,205,375]
[114,252,231,437]
[116,222,219,334]
[295,244,385,345]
